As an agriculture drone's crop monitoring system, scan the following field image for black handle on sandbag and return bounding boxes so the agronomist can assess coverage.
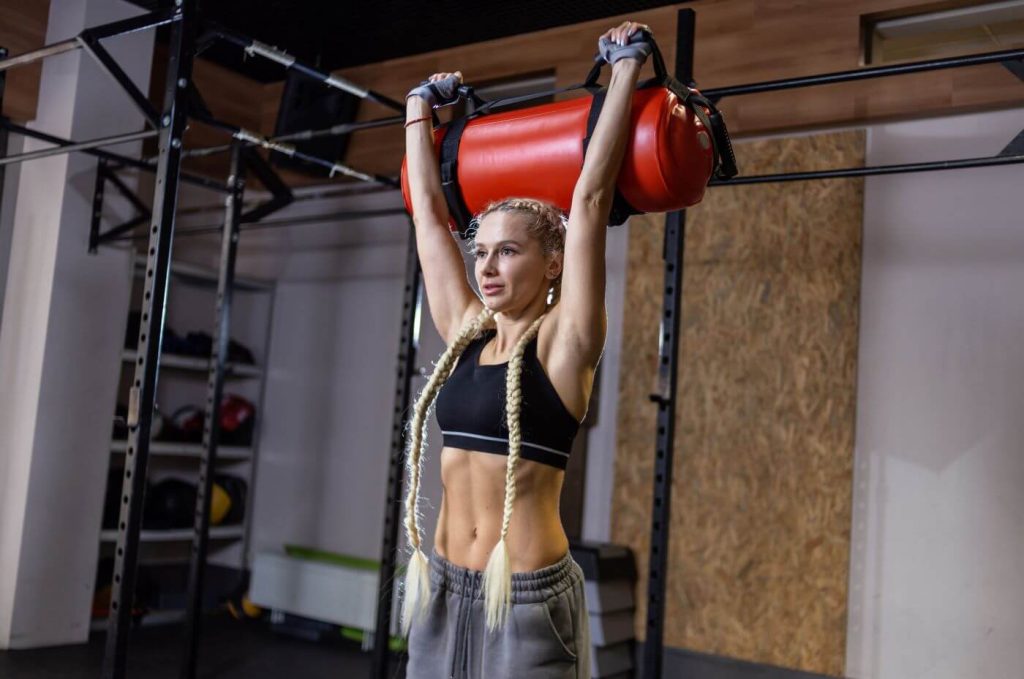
[582,31,738,180]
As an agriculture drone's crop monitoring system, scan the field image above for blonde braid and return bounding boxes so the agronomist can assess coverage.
[400,304,496,637]
[481,312,547,632]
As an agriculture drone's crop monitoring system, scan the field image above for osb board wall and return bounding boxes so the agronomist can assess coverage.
[613,130,864,675]
[258,0,1022,183]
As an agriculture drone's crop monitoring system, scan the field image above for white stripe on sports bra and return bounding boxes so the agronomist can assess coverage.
[440,430,570,458]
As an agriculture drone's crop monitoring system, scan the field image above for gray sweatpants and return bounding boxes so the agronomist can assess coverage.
[405,546,591,679]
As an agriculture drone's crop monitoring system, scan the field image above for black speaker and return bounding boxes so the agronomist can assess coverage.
[271,69,361,177]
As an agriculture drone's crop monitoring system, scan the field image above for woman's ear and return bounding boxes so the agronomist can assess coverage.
[546,253,564,280]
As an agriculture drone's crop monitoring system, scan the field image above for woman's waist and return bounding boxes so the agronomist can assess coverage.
[433,509,570,572]
[437,490,562,529]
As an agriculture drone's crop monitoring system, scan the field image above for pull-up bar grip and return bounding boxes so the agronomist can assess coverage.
[0,39,80,73]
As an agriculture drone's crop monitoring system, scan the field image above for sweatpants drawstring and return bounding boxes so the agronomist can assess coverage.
[461,571,474,677]
[450,569,474,679]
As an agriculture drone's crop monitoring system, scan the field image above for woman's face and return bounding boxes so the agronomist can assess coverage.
[472,211,560,312]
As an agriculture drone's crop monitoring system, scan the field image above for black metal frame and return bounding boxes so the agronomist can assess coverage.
[101,2,197,677]
[1,3,1023,679]
[640,11,693,679]
[0,5,406,679]
[180,139,245,679]
[89,160,153,253]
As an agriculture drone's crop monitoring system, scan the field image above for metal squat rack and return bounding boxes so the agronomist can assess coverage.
[1,4,1022,679]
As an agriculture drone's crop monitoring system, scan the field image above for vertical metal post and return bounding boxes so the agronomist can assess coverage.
[101,2,196,677]
[179,140,244,679]
[641,9,695,679]
[371,219,423,679]
[89,158,108,253]
[0,46,8,235]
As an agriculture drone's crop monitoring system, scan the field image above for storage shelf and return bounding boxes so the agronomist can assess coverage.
[99,525,245,542]
[121,349,262,378]
[110,440,252,460]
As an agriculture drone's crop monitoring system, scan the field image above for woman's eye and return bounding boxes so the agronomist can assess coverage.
[501,247,514,255]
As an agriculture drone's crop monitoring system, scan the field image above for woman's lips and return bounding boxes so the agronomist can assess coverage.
[482,285,504,295]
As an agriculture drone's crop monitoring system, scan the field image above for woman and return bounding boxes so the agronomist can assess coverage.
[401,20,652,679]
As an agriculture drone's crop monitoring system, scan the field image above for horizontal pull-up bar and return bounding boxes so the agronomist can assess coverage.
[192,111,399,187]
[0,8,176,73]
[0,128,157,167]
[207,24,405,112]
[182,114,405,159]
[709,152,1024,186]
[0,39,80,73]
[0,119,229,193]
[112,207,408,242]
[704,47,1024,99]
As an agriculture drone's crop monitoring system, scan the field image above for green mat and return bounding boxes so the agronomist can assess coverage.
[341,625,407,652]
[283,544,406,576]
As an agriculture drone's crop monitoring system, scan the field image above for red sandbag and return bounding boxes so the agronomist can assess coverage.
[401,86,715,231]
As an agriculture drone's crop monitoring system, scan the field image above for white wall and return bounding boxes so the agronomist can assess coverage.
[845,107,1024,678]
[0,0,153,649]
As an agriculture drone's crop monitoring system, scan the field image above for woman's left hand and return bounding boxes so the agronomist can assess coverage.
[598,21,653,65]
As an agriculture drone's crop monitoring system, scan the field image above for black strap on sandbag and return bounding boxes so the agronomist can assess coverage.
[581,89,641,227]
[438,115,474,239]
[582,36,738,181]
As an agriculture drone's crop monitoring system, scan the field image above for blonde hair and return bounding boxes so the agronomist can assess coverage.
[400,197,565,636]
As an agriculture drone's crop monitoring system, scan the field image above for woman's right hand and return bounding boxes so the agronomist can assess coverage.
[406,71,464,109]
[598,21,653,65]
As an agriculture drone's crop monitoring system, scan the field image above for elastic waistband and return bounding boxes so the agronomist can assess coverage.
[429,546,580,604]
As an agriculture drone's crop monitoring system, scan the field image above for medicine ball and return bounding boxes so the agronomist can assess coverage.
[159,396,256,447]
[213,474,247,525]
[219,394,256,446]
[161,405,205,444]
[143,478,196,530]
[210,482,231,526]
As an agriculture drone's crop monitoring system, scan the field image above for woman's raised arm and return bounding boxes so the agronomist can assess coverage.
[405,73,481,344]
[557,22,649,363]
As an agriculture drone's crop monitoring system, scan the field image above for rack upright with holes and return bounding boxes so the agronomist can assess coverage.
[91,255,274,631]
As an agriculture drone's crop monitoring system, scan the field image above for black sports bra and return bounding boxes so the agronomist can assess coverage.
[434,329,581,470]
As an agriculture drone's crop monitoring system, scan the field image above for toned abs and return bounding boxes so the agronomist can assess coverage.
[434,447,570,572]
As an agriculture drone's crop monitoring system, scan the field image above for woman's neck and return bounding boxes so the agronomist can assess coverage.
[488,298,548,355]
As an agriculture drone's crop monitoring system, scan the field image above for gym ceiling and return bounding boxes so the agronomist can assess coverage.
[127,0,684,82]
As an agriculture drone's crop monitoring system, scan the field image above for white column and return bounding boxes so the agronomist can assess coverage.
[0,0,154,649]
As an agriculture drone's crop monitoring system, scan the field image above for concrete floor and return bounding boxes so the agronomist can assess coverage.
[0,613,408,679]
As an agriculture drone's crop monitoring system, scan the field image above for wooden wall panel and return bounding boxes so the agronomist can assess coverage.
[255,0,1023,184]
[0,0,50,122]
[614,130,864,674]
[4,1,1020,177]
